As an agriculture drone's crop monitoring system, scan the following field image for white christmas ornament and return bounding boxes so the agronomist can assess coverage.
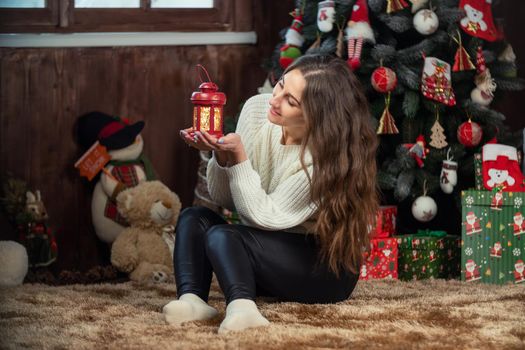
[412,195,438,222]
[413,9,439,35]
[0,241,29,287]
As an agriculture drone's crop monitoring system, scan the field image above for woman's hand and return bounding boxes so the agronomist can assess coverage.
[179,128,247,165]
[214,133,247,165]
[179,127,216,152]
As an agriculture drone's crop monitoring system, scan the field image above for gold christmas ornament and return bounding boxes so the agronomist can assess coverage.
[376,93,399,134]
[387,0,409,13]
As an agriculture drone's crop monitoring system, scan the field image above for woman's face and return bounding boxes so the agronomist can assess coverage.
[267,69,307,133]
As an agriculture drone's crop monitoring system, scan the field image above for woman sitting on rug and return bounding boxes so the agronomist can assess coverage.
[164,54,378,333]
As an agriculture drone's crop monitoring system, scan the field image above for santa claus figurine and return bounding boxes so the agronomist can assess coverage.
[404,135,430,168]
[471,47,497,106]
[429,250,436,262]
[464,211,483,235]
[412,249,419,261]
[490,190,503,211]
[360,264,368,279]
[489,242,502,258]
[510,212,525,236]
[465,259,482,282]
[345,0,375,70]
[514,260,525,283]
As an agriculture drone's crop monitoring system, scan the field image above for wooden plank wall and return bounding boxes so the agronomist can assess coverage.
[0,45,265,270]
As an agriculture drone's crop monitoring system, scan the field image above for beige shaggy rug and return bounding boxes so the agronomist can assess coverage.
[0,279,524,350]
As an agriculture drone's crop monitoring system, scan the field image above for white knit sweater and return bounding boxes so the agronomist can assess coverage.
[206,93,317,232]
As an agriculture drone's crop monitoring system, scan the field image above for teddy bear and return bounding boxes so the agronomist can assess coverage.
[76,111,157,243]
[460,4,487,33]
[487,168,515,188]
[110,180,181,284]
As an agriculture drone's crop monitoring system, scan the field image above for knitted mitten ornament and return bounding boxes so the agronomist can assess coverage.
[317,0,335,33]
[440,159,458,194]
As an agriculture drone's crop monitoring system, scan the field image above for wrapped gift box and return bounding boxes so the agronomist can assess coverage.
[372,206,397,238]
[359,237,398,280]
[461,190,525,284]
[395,231,460,281]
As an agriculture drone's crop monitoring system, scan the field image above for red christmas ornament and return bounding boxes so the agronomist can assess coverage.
[191,65,227,138]
[371,67,397,93]
[457,120,482,147]
[452,31,475,72]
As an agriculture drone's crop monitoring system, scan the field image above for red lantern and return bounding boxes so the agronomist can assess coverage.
[191,65,227,137]
[457,119,482,147]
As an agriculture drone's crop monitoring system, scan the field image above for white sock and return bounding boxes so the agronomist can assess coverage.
[218,299,270,334]
[162,293,218,325]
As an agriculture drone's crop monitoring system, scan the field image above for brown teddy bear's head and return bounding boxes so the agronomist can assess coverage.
[116,181,181,230]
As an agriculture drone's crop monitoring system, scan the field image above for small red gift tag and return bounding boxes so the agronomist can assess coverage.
[74,141,111,181]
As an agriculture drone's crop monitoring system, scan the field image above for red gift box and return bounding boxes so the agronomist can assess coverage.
[359,237,398,280]
[372,206,397,238]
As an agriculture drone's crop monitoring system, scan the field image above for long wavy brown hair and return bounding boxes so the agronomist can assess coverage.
[284,54,379,276]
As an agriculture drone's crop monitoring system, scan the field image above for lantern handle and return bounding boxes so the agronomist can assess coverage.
[196,64,213,83]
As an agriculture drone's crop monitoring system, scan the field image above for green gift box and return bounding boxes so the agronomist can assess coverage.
[461,190,525,285]
[395,231,460,281]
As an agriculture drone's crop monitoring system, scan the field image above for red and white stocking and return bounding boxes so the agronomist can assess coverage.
[482,143,525,192]
[459,0,501,42]
[317,0,335,33]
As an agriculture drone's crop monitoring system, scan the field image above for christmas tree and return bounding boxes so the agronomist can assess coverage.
[266,0,524,232]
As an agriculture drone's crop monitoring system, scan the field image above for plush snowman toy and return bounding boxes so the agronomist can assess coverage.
[77,112,156,243]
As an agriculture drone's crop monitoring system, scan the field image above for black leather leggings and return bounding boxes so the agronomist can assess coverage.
[173,206,359,304]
